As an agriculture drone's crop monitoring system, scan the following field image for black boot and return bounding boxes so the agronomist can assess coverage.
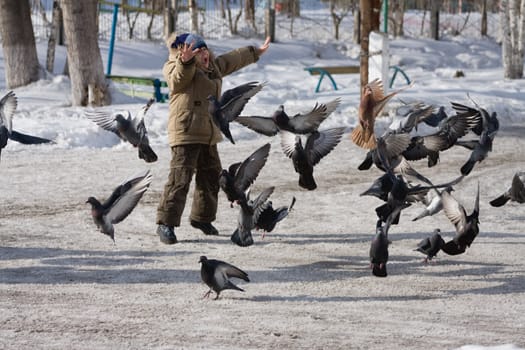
[157,224,177,244]
[190,220,219,236]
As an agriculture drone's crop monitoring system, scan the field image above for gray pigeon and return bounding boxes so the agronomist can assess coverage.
[219,143,271,208]
[207,81,265,144]
[236,98,341,137]
[490,171,525,207]
[85,99,158,162]
[1,91,53,161]
[280,127,345,190]
[231,186,274,247]
[451,102,499,175]
[415,229,445,263]
[199,256,250,300]
[441,182,480,255]
[86,169,152,241]
[401,104,480,167]
[370,220,389,277]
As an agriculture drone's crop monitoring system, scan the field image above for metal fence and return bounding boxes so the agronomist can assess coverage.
[24,0,502,43]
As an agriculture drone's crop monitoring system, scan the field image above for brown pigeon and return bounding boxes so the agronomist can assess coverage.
[351,78,412,149]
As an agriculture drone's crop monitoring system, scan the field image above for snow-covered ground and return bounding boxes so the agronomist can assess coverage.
[1,10,525,350]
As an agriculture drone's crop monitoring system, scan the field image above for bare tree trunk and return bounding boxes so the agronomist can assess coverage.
[189,0,199,33]
[481,0,487,36]
[46,1,62,73]
[60,0,110,106]
[430,0,440,40]
[370,0,381,32]
[501,0,525,79]
[220,0,226,18]
[0,0,41,88]
[164,0,178,39]
[360,0,371,94]
[353,7,361,43]
[390,0,405,37]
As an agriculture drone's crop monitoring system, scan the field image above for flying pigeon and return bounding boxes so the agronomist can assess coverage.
[235,98,341,137]
[388,101,435,133]
[85,98,158,163]
[412,186,455,221]
[415,229,445,263]
[86,169,152,241]
[219,143,271,208]
[370,220,389,277]
[451,101,499,175]
[489,171,525,207]
[256,196,296,238]
[280,127,345,190]
[231,186,274,247]
[400,104,480,167]
[441,182,480,255]
[1,91,53,161]
[199,256,250,300]
[207,81,265,144]
[351,78,412,150]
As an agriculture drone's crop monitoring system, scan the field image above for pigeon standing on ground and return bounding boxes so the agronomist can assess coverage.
[370,220,389,277]
[219,143,271,208]
[86,169,153,241]
[235,98,341,136]
[199,256,250,300]
[85,98,158,163]
[207,81,265,144]
[415,229,445,263]
[490,171,525,207]
[351,78,412,150]
[231,186,275,247]
[441,182,480,255]
[256,196,296,238]
[280,127,346,190]
[1,91,54,162]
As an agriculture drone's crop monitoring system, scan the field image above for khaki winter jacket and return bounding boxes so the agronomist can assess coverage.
[163,44,259,146]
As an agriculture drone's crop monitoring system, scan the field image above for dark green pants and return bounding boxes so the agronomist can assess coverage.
[156,144,222,227]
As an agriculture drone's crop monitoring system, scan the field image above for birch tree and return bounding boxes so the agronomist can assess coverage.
[501,0,525,79]
[0,0,42,88]
[60,0,110,106]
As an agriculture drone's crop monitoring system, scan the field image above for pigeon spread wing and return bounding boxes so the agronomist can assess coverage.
[105,170,153,224]
[441,190,467,233]
[287,98,341,133]
[220,82,264,122]
[0,91,17,133]
[280,130,300,159]
[236,116,279,136]
[234,143,271,192]
[85,110,120,135]
[306,127,345,166]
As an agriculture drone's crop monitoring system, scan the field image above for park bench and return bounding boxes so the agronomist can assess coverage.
[106,75,169,102]
[304,65,411,93]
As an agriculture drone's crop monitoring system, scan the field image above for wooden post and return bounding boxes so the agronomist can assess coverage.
[359,0,371,96]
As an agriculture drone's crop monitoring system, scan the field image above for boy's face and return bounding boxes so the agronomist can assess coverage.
[196,48,210,69]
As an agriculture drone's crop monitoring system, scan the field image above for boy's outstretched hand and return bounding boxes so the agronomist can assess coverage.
[257,36,271,56]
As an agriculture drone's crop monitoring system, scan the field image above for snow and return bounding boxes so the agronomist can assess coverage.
[1,10,525,350]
